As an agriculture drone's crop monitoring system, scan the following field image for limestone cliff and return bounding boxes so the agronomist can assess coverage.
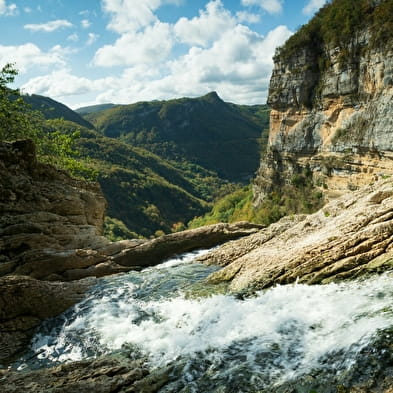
[254,0,393,203]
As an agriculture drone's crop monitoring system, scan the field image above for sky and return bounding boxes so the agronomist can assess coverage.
[0,0,327,109]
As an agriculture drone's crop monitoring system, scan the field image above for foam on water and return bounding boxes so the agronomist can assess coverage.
[17,249,393,390]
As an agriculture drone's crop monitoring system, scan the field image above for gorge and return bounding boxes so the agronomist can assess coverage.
[1,0,393,392]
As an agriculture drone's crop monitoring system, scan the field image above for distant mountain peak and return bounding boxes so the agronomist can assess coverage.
[201,91,223,103]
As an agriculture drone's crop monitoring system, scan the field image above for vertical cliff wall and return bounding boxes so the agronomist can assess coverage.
[254,0,393,204]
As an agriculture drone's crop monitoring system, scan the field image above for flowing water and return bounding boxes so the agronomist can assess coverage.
[14,249,393,392]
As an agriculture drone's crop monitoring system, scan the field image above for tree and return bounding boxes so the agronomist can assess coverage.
[0,63,96,179]
[0,63,44,141]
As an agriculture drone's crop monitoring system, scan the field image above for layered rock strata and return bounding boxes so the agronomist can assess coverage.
[0,139,109,276]
[254,28,393,204]
[199,178,393,291]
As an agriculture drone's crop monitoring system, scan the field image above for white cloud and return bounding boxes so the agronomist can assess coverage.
[0,0,16,15]
[102,0,161,34]
[302,0,327,15]
[22,69,95,98]
[92,24,292,106]
[236,11,260,24]
[18,0,293,107]
[164,24,292,100]
[24,19,73,32]
[0,43,66,73]
[81,19,91,28]
[87,33,99,46]
[67,33,79,42]
[20,24,292,107]
[241,0,283,14]
[174,0,235,47]
[94,21,173,66]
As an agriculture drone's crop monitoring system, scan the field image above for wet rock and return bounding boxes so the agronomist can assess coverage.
[0,355,154,393]
[0,275,95,365]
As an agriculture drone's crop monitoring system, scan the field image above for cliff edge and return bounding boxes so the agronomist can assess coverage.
[254,0,393,203]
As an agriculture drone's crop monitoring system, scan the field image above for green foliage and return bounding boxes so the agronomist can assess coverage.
[0,63,43,141]
[104,216,142,241]
[40,119,98,180]
[83,92,268,182]
[189,186,254,228]
[0,63,96,180]
[76,132,217,237]
[277,0,393,68]
[189,169,324,228]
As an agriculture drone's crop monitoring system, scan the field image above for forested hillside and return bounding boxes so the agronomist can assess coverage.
[82,92,269,182]
[17,88,269,238]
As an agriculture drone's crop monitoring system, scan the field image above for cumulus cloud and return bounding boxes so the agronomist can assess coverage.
[0,0,16,15]
[0,43,66,73]
[24,19,73,32]
[236,11,260,24]
[101,0,161,34]
[241,0,283,14]
[20,0,293,107]
[174,0,234,47]
[165,24,292,101]
[22,69,95,97]
[90,24,292,106]
[94,21,173,66]
[302,0,327,15]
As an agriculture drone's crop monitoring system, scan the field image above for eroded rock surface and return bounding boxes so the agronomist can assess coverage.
[0,354,171,393]
[0,275,95,365]
[254,21,393,204]
[0,139,109,276]
[200,179,393,291]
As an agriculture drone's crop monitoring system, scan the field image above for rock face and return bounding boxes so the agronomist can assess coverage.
[0,275,95,365]
[199,178,393,292]
[254,4,393,204]
[0,139,109,277]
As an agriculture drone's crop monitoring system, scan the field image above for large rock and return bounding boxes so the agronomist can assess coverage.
[199,179,393,291]
[0,354,171,393]
[0,139,109,277]
[0,275,95,365]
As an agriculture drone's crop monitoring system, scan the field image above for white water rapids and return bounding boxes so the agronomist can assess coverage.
[15,249,393,391]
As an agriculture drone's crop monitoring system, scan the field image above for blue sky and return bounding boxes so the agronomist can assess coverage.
[0,0,326,108]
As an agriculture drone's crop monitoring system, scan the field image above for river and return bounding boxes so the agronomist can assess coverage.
[14,249,393,392]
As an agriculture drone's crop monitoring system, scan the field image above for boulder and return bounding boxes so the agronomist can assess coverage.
[0,275,95,365]
[200,179,393,292]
